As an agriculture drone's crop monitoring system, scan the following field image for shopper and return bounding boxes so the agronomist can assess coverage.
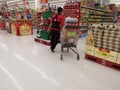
[48,7,64,52]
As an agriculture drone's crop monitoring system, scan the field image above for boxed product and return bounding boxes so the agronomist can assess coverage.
[117,53,120,64]
[103,36,109,39]
[108,43,114,47]
[113,48,119,52]
[97,35,103,38]
[104,30,110,33]
[108,37,115,41]
[116,34,120,38]
[106,46,113,51]
[102,45,108,49]
[109,30,115,34]
[104,51,118,63]
[85,45,95,55]
[103,42,108,46]
[109,33,115,37]
[102,39,108,43]
[116,30,120,35]
[86,30,95,46]
[94,48,113,59]
[104,33,109,37]
[95,44,102,48]
[114,38,120,42]
[94,48,104,59]
[108,40,114,44]
[95,38,102,41]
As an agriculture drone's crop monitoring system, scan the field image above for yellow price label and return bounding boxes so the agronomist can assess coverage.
[98,51,110,58]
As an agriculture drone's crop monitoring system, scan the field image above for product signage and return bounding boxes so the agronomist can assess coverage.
[19,24,32,35]
[40,0,48,4]
[98,48,110,58]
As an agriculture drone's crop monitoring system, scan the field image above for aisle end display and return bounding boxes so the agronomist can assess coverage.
[9,1,33,36]
[34,5,52,46]
[63,1,82,37]
[85,24,120,70]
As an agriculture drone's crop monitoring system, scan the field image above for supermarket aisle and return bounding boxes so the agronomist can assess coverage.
[0,30,120,90]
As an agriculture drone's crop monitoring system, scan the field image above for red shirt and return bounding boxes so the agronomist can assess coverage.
[50,14,64,30]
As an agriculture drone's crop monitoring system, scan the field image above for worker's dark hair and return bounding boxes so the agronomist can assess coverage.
[57,7,63,14]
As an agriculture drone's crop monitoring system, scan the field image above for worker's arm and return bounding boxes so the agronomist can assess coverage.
[60,16,64,31]
[48,23,52,33]
[48,15,54,33]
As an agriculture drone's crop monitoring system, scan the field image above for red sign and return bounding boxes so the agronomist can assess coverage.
[40,0,48,4]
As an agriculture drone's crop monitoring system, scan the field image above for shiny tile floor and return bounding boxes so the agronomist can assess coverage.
[0,30,120,90]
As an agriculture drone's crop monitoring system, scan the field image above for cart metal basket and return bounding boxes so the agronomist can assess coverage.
[60,30,80,60]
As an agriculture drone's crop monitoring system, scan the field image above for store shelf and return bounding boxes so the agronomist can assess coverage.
[82,5,115,14]
[88,21,113,22]
[89,17,114,19]
[89,14,114,17]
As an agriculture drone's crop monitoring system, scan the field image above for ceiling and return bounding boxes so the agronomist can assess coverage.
[0,0,120,10]
[0,0,35,9]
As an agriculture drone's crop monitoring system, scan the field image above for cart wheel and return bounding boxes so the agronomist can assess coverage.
[77,55,80,60]
[60,54,63,61]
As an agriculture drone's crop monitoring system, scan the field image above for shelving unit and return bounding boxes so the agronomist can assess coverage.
[31,11,37,27]
[85,23,120,71]
[35,10,52,46]
[80,0,90,38]
[36,12,41,30]
[82,5,115,24]
[63,1,82,37]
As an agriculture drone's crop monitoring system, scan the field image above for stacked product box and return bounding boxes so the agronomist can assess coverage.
[102,27,120,52]
[63,1,81,26]
[62,17,78,45]
[93,28,103,48]
[63,1,81,37]
[86,24,120,65]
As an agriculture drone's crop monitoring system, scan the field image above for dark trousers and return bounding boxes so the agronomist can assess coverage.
[50,30,60,50]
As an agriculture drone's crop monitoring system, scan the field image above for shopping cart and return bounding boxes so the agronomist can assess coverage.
[60,30,80,60]
[60,18,80,60]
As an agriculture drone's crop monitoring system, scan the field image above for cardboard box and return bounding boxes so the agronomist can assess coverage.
[85,45,95,55]
[94,48,104,59]
[105,51,118,63]
[94,48,118,63]
[94,48,112,59]
[117,53,120,64]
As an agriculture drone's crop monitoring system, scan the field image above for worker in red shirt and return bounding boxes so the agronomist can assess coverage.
[48,7,64,52]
